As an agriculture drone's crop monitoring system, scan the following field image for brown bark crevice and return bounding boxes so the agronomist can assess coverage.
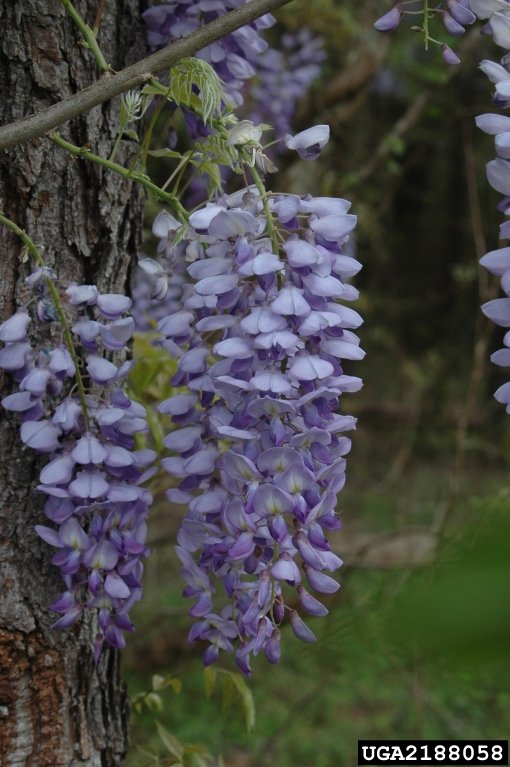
[0,1,146,763]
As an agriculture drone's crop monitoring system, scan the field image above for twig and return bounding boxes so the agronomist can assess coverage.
[59,0,110,72]
[49,132,188,220]
[92,0,108,33]
[250,165,280,256]
[0,0,293,151]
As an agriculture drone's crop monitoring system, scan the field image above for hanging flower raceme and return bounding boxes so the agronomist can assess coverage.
[374,1,510,56]
[143,0,275,111]
[0,268,154,660]
[143,1,324,148]
[153,145,364,672]
[476,57,510,411]
[132,210,188,330]
[374,3,510,409]
[373,1,477,63]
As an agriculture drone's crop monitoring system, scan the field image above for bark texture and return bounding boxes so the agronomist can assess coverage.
[0,1,145,764]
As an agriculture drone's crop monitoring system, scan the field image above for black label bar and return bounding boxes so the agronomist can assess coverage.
[358,740,508,765]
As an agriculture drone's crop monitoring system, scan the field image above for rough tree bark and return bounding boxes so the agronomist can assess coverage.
[0,1,145,764]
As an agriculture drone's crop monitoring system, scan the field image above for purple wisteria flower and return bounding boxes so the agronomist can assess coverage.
[374,4,403,32]
[477,51,510,411]
[441,43,461,65]
[0,271,153,659]
[132,210,187,330]
[152,169,363,672]
[285,125,330,161]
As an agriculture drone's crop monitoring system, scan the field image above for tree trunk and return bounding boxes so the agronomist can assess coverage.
[0,1,145,764]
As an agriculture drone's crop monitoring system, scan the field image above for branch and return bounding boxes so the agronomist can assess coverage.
[0,0,292,151]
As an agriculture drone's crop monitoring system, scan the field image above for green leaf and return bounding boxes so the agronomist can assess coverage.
[215,669,255,732]
[124,128,140,142]
[119,99,130,128]
[166,677,183,695]
[152,674,166,691]
[137,746,162,764]
[129,333,179,406]
[187,753,210,767]
[145,408,165,453]
[156,722,184,760]
[152,674,182,694]
[190,160,222,195]
[191,758,208,767]
[183,742,213,767]
[227,672,256,732]
[148,148,186,161]
[197,134,240,170]
[167,58,224,124]
[145,692,163,712]
[142,84,168,98]
[221,675,235,716]
[203,666,216,699]
[386,135,406,156]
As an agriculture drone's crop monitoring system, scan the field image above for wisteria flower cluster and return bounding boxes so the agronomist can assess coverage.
[143,1,325,144]
[373,3,510,414]
[143,0,275,111]
[373,0,501,65]
[0,269,154,659]
[150,131,363,672]
[374,1,476,34]
[132,210,188,331]
[133,124,333,330]
[469,0,510,48]
[476,57,510,410]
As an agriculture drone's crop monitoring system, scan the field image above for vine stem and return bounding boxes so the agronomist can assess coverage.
[162,154,192,192]
[423,0,429,51]
[59,0,110,72]
[129,79,173,172]
[0,212,91,431]
[108,127,125,163]
[0,0,293,151]
[135,77,175,170]
[49,132,189,222]
[250,165,280,257]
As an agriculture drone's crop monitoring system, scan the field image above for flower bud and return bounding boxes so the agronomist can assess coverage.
[373,4,402,32]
